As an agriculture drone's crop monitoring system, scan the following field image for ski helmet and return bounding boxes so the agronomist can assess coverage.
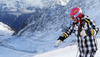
[69,7,82,18]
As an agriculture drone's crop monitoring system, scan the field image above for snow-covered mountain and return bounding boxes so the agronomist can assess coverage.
[0,22,14,42]
[0,0,100,57]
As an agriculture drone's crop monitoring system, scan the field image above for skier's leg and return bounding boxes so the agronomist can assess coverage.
[79,51,84,57]
[90,51,96,57]
[85,52,90,57]
[85,51,96,57]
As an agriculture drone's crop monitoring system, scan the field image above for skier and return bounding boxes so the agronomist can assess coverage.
[56,7,99,57]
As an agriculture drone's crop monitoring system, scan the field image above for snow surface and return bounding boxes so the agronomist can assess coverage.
[0,22,14,42]
[34,38,100,57]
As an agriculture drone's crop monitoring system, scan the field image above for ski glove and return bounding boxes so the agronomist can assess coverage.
[56,36,65,46]
[56,40,62,46]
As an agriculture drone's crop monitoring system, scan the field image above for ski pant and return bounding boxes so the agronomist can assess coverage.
[79,51,96,57]
[77,36,97,57]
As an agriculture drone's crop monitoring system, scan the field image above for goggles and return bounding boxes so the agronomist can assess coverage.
[70,16,77,21]
[70,16,75,20]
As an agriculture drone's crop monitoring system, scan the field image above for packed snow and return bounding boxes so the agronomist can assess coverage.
[34,38,100,57]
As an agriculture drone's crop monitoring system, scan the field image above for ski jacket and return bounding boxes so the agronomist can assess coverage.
[58,15,99,53]
[60,15,99,39]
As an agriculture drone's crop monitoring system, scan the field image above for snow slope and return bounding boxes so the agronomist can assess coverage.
[0,22,34,57]
[0,46,33,57]
[0,22,14,42]
[34,38,100,57]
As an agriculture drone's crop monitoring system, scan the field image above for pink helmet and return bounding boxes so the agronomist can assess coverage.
[69,7,82,18]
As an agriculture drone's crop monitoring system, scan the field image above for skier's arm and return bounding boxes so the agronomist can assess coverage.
[85,19,99,36]
[57,26,74,41]
[56,24,75,46]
